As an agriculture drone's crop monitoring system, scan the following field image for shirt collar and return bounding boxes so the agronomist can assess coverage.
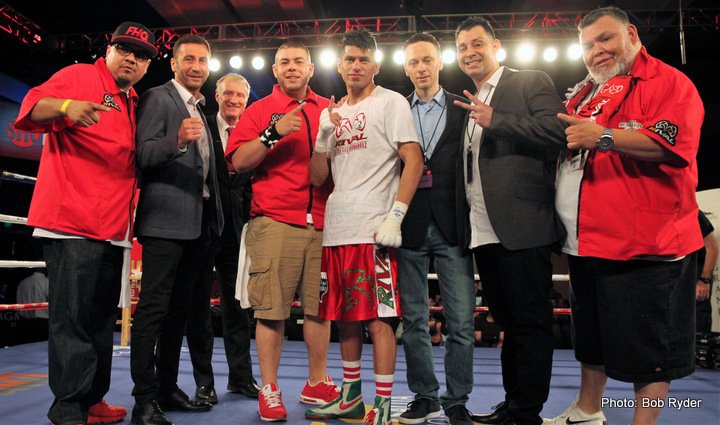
[171,78,206,107]
[485,66,504,88]
[411,87,446,109]
[628,46,655,81]
[216,112,232,133]
[271,84,319,108]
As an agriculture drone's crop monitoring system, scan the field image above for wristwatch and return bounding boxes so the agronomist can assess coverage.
[596,128,614,152]
[700,276,713,285]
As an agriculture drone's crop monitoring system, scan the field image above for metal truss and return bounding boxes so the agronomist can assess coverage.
[8,8,720,53]
[0,1,45,46]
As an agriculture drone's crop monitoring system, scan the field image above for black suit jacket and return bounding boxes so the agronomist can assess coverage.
[206,114,253,243]
[401,89,466,249]
[456,68,567,251]
[135,80,223,240]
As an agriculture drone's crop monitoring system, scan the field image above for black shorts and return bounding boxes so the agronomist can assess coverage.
[568,254,697,383]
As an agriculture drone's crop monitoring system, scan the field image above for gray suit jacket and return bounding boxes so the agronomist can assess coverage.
[456,68,567,251]
[135,80,223,240]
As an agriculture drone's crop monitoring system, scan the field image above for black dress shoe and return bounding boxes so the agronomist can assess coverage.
[471,401,509,424]
[158,389,212,412]
[195,386,218,404]
[131,401,174,425]
[227,377,260,398]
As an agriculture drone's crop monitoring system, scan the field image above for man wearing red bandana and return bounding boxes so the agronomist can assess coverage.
[547,7,704,425]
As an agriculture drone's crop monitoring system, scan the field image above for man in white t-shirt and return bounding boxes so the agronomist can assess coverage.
[305,29,423,425]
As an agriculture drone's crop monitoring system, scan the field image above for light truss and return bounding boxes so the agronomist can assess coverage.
[17,8,720,53]
[0,1,45,46]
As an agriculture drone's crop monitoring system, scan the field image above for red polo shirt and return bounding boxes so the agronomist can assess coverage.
[15,58,138,241]
[574,48,704,260]
[226,85,331,228]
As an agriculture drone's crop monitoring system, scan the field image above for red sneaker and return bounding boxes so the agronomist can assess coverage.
[300,375,340,405]
[87,400,127,424]
[258,383,287,422]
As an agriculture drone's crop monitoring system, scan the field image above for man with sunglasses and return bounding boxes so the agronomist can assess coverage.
[14,22,155,425]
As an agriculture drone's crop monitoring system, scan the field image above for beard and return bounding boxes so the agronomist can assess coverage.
[588,48,636,84]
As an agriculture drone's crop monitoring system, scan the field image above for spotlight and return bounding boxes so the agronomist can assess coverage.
[320,49,337,68]
[229,55,243,69]
[516,42,536,63]
[392,49,405,65]
[567,43,583,61]
[251,55,265,70]
[441,48,456,64]
[542,47,558,62]
[374,49,383,63]
[496,48,507,62]
[209,58,221,72]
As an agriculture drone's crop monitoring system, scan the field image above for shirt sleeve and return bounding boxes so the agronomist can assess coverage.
[384,91,418,148]
[699,211,714,238]
[637,69,704,165]
[14,65,81,133]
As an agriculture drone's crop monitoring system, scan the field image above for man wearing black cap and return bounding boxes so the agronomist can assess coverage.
[14,21,155,425]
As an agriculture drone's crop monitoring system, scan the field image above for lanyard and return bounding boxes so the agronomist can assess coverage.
[465,88,493,184]
[414,99,446,160]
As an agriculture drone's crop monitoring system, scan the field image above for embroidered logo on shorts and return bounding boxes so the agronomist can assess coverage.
[102,94,121,112]
[647,120,678,146]
[319,272,328,303]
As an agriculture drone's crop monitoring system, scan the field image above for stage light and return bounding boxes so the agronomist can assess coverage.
[567,43,583,60]
[392,49,405,65]
[229,55,243,69]
[374,49,383,63]
[543,47,558,62]
[516,42,536,63]
[496,48,507,62]
[441,48,456,64]
[252,55,265,70]
[320,49,337,68]
[209,58,221,72]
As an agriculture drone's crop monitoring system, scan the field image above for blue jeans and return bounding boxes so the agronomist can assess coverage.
[397,220,475,409]
[43,238,124,425]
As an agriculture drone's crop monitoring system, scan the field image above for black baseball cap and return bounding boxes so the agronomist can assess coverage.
[111,22,158,57]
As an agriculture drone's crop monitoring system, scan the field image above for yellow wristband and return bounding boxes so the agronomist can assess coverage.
[60,99,73,116]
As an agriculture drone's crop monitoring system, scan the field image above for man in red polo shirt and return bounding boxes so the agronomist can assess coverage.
[14,22,155,425]
[548,6,704,425]
[226,40,338,422]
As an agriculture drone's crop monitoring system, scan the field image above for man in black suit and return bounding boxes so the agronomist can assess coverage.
[131,34,222,425]
[452,17,566,425]
[186,72,259,404]
[396,33,476,425]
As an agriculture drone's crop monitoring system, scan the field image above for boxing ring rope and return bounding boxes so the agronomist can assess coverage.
[1,170,572,348]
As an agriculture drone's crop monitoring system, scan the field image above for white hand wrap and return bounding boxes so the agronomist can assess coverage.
[374,201,408,248]
[314,108,335,154]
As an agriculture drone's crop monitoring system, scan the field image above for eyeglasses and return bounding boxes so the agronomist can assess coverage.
[112,43,152,62]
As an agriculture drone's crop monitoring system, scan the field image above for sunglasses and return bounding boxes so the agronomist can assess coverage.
[112,43,152,62]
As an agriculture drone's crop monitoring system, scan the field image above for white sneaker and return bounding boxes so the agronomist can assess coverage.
[543,400,607,425]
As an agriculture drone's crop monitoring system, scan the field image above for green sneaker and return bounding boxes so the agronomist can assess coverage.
[305,381,365,420]
[364,396,391,425]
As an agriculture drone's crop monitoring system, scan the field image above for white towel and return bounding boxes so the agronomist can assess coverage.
[235,223,251,308]
[118,247,132,308]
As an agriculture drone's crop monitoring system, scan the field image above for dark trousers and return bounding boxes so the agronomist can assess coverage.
[473,243,554,425]
[186,225,254,389]
[43,238,123,425]
[130,234,208,404]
